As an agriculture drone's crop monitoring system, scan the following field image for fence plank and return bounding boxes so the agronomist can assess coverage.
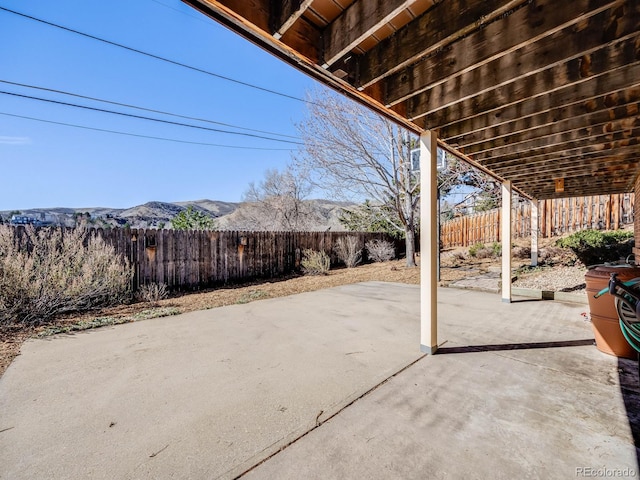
[9,194,634,290]
[90,230,400,290]
[545,199,552,238]
[440,193,635,248]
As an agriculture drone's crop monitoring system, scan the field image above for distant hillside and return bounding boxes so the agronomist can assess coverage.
[0,199,355,231]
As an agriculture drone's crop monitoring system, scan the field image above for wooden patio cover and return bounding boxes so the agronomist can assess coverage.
[183,0,640,200]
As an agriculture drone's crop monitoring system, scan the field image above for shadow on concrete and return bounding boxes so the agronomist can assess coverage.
[510,298,550,303]
[437,338,595,354]
[618,356,640,467]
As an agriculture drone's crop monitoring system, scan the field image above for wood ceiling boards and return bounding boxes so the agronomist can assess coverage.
[183,0,640,200]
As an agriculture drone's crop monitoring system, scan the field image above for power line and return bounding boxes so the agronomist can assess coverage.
[0,90,303,145]
[0,79,300,140]
[0,111,296,150]
[0,6,312,104]
[148,0,211,25]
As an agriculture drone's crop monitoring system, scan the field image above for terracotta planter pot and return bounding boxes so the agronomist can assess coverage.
[585,265,640,360]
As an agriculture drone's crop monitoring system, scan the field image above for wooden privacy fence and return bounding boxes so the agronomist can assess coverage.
[441,193,634,248]
[96,229,400,291]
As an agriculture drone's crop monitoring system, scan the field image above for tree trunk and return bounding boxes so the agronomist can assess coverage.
[405,225,417,267]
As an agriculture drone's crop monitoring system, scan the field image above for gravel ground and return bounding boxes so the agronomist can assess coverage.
[513,265,587,292]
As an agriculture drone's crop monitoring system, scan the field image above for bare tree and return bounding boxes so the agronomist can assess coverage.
[235,167,322,231]
[438,154,501,214]
[295,89,420,267]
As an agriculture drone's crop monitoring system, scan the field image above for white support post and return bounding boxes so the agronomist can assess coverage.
[501,180,512,303]
[531,199,538,267]
[420,130,438,354]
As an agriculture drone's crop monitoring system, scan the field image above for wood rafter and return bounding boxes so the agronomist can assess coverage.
[419,58,640,133]
[450,96,640,152]
[489,148,640,179]
[439,82,640,145]
[322,0,414,68]
[273,0,314,39]
[382,0,622,106]
[406,13,640,122]
[184,0,640,200]
[476,128,640,165]
[353,0,527,88]
[463,106,640,155]
[476,128,640,167]
[515,171,639,191]
[473,122,640,163]
[513,180,638,200]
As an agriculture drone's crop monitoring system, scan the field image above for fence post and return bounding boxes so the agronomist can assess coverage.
[130,228,139,292]
[531,199,538,267]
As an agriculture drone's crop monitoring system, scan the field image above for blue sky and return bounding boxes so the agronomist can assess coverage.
[0,0,320,210]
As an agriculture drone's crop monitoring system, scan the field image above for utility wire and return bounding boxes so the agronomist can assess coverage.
[0,79,300,140]
[0,90,304,145]
[0,111,296,150]
[148,0,211,25]
[0,6,312,104]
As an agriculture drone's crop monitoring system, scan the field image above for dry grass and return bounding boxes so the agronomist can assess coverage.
[0,225,132,327]
[0,259,422,378]
[0,239,580,379]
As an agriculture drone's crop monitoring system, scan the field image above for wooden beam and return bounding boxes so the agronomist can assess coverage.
[353,0,527,88]
[322,0,414,68]
[273,0,313,39]
[182,0,425,135]
[200,0,271,30]
[278,14,323,62]
[405,12,640,121]
[185,0,320,61]
[453,101,640,153]
[383,0,621,106]
[519,178,636,199]
[458,103,640,154]
[492,151,640,180]
[184,0,640,204]
[440,79,640,143]
[477,128,640,165]
[515,165,640,186]
[419,57,640,133]
[517,174,638,193]
[471,120,640,164]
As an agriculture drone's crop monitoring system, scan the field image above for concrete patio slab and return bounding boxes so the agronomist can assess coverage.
[248,288,640,479]
[0,282,422,480]
[1,283,638,480]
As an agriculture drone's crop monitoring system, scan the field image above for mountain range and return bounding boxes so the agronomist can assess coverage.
[0,199,355,231]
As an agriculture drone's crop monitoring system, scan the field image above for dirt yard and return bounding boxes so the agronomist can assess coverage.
[0,241,586,378]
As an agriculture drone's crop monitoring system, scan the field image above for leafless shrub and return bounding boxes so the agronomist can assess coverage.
[301,249,330,275]
[469,242,501,259]
[0,225,132,327]
[449,251,467,263]
[473,247,494,259]
[539,246,577,266]
[137,283,168,306]
[335,236,363,268]
[512,246,531,259]
[365,239,395,262]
